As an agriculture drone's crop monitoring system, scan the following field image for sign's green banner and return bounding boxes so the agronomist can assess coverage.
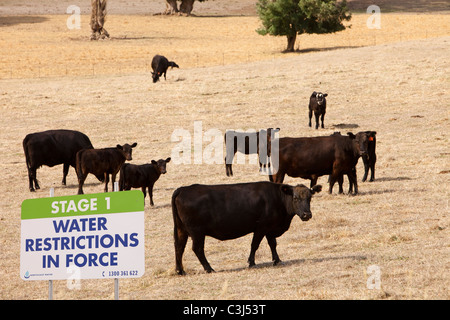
[21,190,144,220]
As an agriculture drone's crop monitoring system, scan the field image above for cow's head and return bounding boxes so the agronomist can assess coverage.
[152,72,161,83]
[116,142,137,161]
[281,184,322,221]
[151,157,171,174]
[312,91,328,106]
[348,132,368,156]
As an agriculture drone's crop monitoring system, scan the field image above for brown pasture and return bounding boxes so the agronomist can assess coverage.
[0,2,449,300]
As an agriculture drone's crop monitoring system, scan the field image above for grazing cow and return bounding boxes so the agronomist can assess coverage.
[172,181,322,275]
[224,128,280,176]
[76,142,137,194]
[119,157,171,206]
[269,133,368,194]
[151,55,179,83]
[23,129,96,192]
[308,91,328,129]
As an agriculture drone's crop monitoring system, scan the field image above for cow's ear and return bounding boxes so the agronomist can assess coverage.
[165,157,171,163]
[280,185,293,196]
[311,91,317,97]
[323,93,328,97]
[116,144,123,150]
[311,185,322,194]
[151,160,157,165]
[347,132,356,139]
[131,142,137,148]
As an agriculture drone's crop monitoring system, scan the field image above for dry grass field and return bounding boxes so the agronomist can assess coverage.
[0,1,449,300]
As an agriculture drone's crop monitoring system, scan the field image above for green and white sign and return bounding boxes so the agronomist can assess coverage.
[20,190,145,281]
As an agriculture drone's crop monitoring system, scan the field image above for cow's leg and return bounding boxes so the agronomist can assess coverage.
[347,174,354,194]
[329,171,339,194]
[348,169,358,195]
[77,172,87,195]
[308,109,312,127]
[104,173,109,193]
[314,112,320,129]
[337,174,344,194]
[310,176,318,188]
[174,226,188,275]
[248,232,265,267]
[148,183,155,206]
[225,163,233,177]
[225,152,234,176]
[62,163,70,185]
[191,235,214,273]
[269,167,285,183]
[369,160,376,182]
[266,236,280,266]
[141,187,147,204]
[321,113,325,129]
[362,157,369,182]
[28,166,37,191]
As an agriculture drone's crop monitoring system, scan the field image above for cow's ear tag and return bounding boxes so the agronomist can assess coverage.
[369,137,374,141]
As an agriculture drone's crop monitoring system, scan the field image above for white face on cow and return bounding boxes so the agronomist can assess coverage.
[281,184,322,221]
[316,92,327,106]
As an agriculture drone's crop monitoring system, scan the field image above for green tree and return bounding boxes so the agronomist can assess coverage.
[257,0,351,52]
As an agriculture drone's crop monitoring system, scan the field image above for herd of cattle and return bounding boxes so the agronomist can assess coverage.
[22,72,378,274]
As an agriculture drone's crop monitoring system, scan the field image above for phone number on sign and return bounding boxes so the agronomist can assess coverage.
[103,270,139,277]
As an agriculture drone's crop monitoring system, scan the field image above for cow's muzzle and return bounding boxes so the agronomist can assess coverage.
[299,212,312,221]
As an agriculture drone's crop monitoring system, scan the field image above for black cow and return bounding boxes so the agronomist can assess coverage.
[76,143,137,194]
[331,131,377,193]
[361,131,377,182]
[23,129,95,192]
[119,157,171,206]
[151,55,179,83]
[224,128,280,176]
[269,133,368,194]
[172,181,322,275]
[308,91,328,129]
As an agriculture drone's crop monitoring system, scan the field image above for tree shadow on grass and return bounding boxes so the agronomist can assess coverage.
[0,16,49,27]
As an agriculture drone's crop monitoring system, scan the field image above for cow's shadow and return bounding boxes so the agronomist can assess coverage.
[374,176,412,182]
[219,254,367,274]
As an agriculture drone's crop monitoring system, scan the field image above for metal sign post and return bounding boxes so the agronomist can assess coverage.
[113,182,119,300]
[49,187,54,300]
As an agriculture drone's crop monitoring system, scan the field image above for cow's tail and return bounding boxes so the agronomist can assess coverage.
[119,163,128,191]
[22,136,31,171]
[171,188,184,244]
[75,149,84,180]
